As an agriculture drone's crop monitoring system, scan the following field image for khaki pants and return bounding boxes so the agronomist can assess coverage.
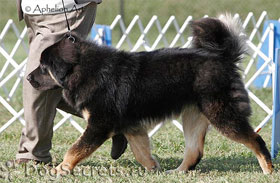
[16,3,97,163]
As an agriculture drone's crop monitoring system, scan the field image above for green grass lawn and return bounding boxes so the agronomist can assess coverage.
[1,0,280,182]
[0,106,280,182]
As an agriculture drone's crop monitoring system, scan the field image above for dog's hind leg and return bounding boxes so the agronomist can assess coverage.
[173,105,209,172]
[124,130,160,171]
[55,123,111,175]
[199,93,273,174]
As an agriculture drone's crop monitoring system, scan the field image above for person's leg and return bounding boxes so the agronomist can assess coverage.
[17,3,98,163]
[16,28,61,163]
[17,3,128,163]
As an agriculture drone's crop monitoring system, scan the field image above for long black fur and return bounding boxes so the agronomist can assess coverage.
[38,20,246,132]
[28,16,272,173]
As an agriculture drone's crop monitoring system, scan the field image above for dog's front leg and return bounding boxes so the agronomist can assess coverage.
[55,124,110,175]
[124,130,160,171]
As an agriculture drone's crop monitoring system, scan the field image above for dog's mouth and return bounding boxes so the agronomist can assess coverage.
[27,66,62,91]
[30,80,41,89]
[27,74,40,89]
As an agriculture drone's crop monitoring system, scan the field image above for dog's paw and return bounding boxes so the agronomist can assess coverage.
[149,164,161,172]
[262,166,273,175]
[50,163,72,176]
[165,169,186,174]
[146,156,161,172]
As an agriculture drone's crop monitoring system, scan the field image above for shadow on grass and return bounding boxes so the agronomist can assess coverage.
[158,154,280,173]
[80,158,138,168]
[80,154,280,174]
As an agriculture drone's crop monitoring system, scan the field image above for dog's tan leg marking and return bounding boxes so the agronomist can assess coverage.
[55,125,109,175]
[56,146,99,175]
[124,131,160,171]
[56,136,100,175]
[56,108,92,174]
[82,108,90,122]
[176,105,209,172]
[234,133,273,175]
[199,94,273,174]
[256,152,273,175]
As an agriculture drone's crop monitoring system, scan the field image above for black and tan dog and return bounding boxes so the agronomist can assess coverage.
[27,14,273,174]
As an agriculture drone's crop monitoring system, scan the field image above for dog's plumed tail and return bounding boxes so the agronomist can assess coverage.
[191,13,247,63]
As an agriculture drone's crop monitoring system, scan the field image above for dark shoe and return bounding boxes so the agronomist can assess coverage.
[14,158,43,165]
[4,158,43,169]
[11,158,57,167]
[111,134,128,160]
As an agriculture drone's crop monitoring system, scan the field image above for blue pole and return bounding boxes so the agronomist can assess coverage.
[255,20,280,88]
[91,25,112,46]
[271,48,280,158]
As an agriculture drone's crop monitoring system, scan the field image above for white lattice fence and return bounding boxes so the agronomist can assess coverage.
[0,11,277,137]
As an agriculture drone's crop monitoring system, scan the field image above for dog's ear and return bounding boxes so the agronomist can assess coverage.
[57,37,79,64]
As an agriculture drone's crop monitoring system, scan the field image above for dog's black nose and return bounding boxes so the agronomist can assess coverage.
[26,74,33,82]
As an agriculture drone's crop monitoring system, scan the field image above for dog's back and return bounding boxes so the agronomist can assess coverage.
[119,15,248,128]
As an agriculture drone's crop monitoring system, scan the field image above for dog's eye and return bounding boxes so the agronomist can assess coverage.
[40,66,47,74]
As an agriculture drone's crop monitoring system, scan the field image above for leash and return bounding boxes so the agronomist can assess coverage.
[61,0,76,43]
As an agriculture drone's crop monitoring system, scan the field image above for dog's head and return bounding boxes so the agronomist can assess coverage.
[28,35,81,91]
